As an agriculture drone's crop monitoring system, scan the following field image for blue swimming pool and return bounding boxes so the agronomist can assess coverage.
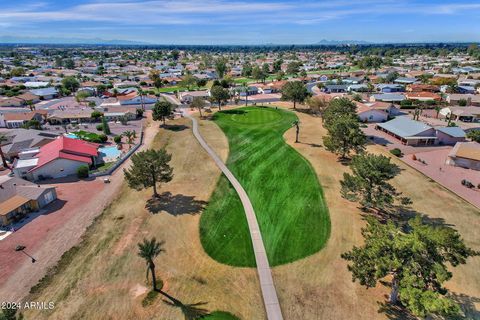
[65,133,79,139]
[98,146,122,160]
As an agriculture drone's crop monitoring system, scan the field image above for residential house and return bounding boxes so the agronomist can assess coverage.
[13,136,100,181]
[179,90,210,103]
[370,93,406,103]
[1,129,59,160]
[376,84,405,93]
[375,117,437,146]
[0,175,57,226]
[324,84,348,93]
[29,87,58,100]
[407,84,439,93]
[356,101,396,122]
[3,112,44,129]
[446,142,480,171]
[440,106,480,122]
[394,77,418,85]
[435,127,466,145]
[404,92,442,102]
[446,94,480,106]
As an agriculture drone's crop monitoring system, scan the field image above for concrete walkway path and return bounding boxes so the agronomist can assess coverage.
[184,112,284,320]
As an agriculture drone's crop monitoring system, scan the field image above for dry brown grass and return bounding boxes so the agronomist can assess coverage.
[24,106,479,320]
[273,105,479,320]
[25,116,264,320]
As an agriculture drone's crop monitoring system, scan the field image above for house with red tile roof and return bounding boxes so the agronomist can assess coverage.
[13,136,100,181]
[404,91,442,102]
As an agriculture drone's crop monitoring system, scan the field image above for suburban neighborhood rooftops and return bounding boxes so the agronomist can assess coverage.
[377,117,433,138]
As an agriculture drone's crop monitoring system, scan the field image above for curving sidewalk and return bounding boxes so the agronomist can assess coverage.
[184,112,284,320]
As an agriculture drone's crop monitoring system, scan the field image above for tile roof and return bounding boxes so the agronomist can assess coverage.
[31,136,99,172]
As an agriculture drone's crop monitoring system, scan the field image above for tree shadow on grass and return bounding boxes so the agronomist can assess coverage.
[158,290,210,320]
[219,109,247,115]
[377,301,417,320]
[448,293,480,320]
[146,192,207,216]
[161,124,189,131]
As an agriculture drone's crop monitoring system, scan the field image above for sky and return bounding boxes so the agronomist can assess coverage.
[1,0,480,45]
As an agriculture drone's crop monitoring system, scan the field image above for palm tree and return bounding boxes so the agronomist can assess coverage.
[138,88,145,111]
[138,237,165,291]
[0,133,9,168]
[123,130,136,149]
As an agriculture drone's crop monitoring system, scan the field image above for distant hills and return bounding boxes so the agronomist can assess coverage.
[0,35,150,45]
[315,39,372,45]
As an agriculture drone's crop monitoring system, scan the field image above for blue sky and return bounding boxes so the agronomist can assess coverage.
[1,0,480,44]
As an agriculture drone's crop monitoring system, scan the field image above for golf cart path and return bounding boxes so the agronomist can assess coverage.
[184,112,284,320]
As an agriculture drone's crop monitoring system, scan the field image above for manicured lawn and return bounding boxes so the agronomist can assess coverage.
[200,107,330,267]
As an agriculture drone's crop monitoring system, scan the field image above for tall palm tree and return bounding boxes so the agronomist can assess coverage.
[138,88,145,111]
[0,133,9,168]
[138,237,165,291]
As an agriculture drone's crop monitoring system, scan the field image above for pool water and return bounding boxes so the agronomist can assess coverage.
[98,146,122,161]
[65,133,78,139]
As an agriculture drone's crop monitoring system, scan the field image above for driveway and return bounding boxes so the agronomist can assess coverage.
[400,148,480,209]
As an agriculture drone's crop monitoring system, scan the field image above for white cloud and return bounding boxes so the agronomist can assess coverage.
[0,0,480,27]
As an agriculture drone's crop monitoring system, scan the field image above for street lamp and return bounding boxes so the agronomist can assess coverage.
[15,245,36,263]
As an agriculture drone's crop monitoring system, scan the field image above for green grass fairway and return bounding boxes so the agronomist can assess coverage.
[200,107,330,267]
[204,311,240,320]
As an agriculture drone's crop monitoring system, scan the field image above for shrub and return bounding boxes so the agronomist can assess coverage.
[99,134,108,143]
[390,148,403,157]
[77,165,89,178]
[114,135,122,144]
[96,124,103,131]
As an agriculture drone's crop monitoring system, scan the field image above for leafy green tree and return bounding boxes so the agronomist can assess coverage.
[281,81,308,109]
[22,119,41,130]
[76,91,90,105]
[342,216,478,318]
[91,111,103,121]
[209,85,229,111]
[341,153,410,211]
[306,96,328,116]
[323,115,366,159]
[61,76,80,93]
[101,116,111,135]
[286,61,301,75]
[252,66,266,83]
[124,148,173,198]
[9,67,25,77]
[466,130,480,143]
[149,70,164,89]
[215,58,227,79]
[242,62,253,77]
[63,58,75,69]
[273,59,283,73]
[138,237,165,291]
[152,100,173,125]
[322,97,357,125]
[262,63,270,75]
[191,96,207,118]
[180,74,196,90]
